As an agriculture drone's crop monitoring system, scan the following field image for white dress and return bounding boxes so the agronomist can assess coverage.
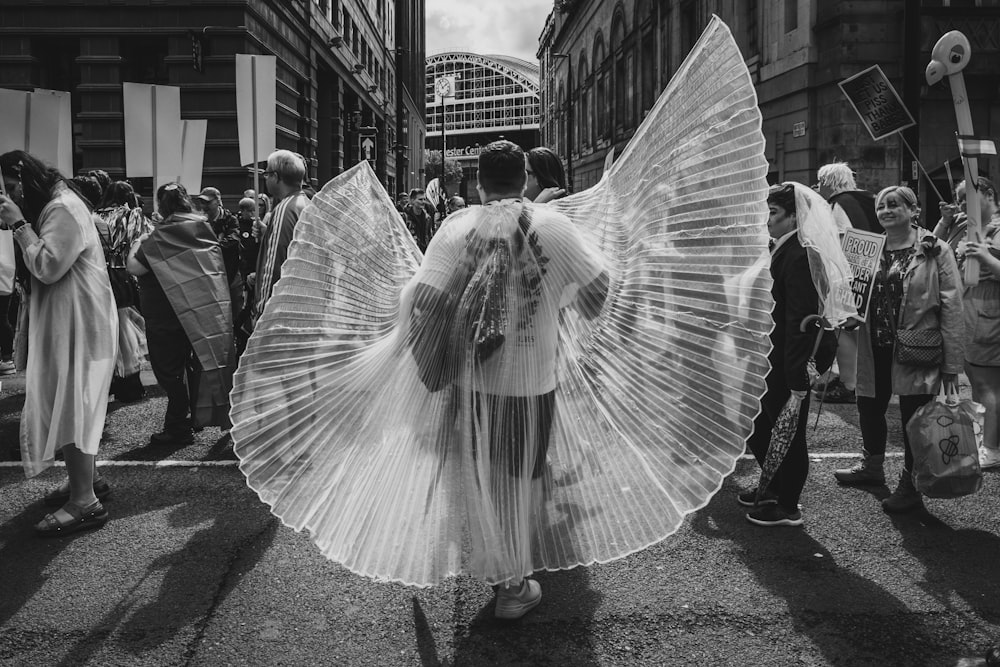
[18,182,118,477]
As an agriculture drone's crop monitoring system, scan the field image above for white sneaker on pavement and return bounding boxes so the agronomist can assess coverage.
[0,360,14,376]
[979,445,1000,470]
[494,579,542,620]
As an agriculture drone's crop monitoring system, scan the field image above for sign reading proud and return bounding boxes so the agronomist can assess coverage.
[838,229,886,321]
[839,65,915,141]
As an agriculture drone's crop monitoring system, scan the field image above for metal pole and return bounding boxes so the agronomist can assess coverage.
[441,94,446,188]
[566,54,573,191]
[252,56,260,209]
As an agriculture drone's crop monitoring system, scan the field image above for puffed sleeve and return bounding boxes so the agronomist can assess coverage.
[14,202,86,285]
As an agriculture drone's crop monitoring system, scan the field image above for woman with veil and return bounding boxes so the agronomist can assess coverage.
[739,182,855,526]
[231,17,776,611]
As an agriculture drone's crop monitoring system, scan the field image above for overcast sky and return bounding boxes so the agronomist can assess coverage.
[425,0,553,64]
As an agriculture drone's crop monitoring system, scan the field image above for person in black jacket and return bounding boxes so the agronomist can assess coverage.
[740,183,836,527]
[195,186,243,321]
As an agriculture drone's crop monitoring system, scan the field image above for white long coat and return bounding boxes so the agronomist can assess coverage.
[18,182,118,477]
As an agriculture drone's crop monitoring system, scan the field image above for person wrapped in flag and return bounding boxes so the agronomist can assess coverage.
[740,182,855,527]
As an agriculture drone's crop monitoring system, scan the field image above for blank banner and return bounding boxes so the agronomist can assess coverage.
[123,82,183,191]
[236,54,277,167]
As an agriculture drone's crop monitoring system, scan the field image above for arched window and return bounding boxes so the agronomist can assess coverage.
[593,32,607,143]
[564,68,577,156]
[637,0,657,116]
[578,54,589,150]
[611,10,627,135]
[557,81,565,157]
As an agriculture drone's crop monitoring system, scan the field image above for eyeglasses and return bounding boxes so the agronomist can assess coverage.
[263,170,277,177]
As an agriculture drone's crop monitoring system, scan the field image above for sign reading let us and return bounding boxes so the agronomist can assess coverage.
[839,65,915,141]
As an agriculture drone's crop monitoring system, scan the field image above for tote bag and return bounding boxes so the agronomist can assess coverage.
[0,230,13,296]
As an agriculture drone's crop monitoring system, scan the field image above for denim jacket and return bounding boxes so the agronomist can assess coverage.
[856,230,965,397]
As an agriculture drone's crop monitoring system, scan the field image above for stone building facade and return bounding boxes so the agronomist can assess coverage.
[538,0,999,214]
[0,0,427,207]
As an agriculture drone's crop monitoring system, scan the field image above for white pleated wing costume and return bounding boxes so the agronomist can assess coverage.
[231,17,774,587]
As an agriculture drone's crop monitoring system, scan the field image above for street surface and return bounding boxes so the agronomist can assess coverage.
[1,371,998,666]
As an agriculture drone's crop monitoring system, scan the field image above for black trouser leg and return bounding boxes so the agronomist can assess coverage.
[146,325,194,433]
[857,344,894,457]
[746,389,810,512]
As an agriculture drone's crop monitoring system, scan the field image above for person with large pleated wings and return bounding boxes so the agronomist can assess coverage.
[407,140,609,617]
[230,16,778,617]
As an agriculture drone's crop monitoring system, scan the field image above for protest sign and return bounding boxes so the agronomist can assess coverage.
[33,89,73,177]
[123,83,183,192]
[0,88,72,175]
[179,119,208,194]
[839,66,915,141]
[838,229,885,321]
[235,54,276,168]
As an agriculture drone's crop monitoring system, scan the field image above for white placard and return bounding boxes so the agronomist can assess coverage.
[33,89,73,177]
[0,88,70,174]
[235,54,277,167]
[123,83,183,191]
[179,119,208,194]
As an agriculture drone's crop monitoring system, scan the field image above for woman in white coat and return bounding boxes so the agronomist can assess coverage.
[0,151,118,536]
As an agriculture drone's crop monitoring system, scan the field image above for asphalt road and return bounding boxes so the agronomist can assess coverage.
[1,371,998,666]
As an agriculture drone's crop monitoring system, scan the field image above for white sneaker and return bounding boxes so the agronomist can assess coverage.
[0,360,14,376]
[979,446,1000,470]
[494,579,542,620]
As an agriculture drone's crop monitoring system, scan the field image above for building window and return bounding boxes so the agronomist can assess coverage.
[593,33,607,143]
[578,55,589,149]
[611,13,626,134]
[746,0,758,56]
[784,0,798,32]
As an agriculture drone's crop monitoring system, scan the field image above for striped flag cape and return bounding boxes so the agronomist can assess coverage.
[957,134,997,157]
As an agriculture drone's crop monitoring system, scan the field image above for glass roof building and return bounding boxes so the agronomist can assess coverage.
[425,52,541,201]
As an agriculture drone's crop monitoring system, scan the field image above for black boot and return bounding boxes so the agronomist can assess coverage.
[882,470,923,514]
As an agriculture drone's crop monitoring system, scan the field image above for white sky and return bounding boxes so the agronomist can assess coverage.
[425,0,553,64]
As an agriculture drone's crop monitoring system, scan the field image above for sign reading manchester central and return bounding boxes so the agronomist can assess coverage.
[838,65,915,141]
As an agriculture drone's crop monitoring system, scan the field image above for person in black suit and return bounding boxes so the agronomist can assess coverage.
[740,183,835,527]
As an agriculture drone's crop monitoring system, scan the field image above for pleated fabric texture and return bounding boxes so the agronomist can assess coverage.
[231,16,774,587]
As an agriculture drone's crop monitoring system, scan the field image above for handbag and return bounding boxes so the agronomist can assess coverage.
[0,230,14,296]
[907,388,983,498]
[409,206,531,392]
[895,328,944,367]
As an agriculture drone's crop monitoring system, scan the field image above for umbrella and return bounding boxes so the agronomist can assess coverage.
[755,314,830,503]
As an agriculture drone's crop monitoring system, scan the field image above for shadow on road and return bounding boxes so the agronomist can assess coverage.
[889,505,1000,652]
[446,567,602,667]
[0,473,276,664]
[690,479,962,665]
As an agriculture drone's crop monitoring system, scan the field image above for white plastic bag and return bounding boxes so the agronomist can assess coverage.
[0,230,13,296]
[907,389,984,498]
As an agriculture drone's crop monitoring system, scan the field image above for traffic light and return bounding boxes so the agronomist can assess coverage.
[190,31,204,73]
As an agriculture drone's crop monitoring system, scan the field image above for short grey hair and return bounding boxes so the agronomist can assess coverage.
[817,162,857,192]
[266,149,306,185]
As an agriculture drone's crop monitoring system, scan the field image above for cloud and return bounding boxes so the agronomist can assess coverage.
[426,0,552,63]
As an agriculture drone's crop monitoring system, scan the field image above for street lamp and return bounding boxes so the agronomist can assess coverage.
[551,51,573,191]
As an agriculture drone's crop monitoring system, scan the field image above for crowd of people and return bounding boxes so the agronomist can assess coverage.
[0,143,998,629]
[0,147,312,535]
[743,160,1000,527]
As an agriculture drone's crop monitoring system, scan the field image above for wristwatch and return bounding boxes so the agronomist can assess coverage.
[9,219,27,233]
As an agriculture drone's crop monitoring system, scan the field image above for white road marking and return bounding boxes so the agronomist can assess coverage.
[0,452,904,469]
